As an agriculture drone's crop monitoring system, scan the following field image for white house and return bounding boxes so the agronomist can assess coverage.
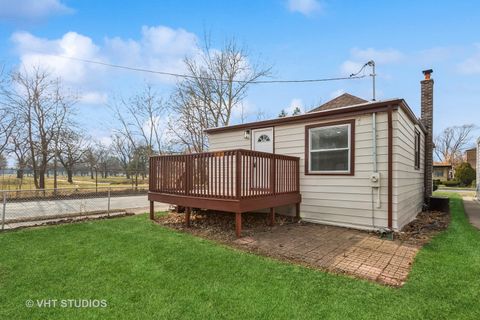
[148,70,434,236]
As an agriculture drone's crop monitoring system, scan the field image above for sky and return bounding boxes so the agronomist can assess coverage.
[0,0,479,143]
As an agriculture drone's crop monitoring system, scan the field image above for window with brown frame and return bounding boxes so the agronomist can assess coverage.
[414,130,421,170]
[305,120,355,175]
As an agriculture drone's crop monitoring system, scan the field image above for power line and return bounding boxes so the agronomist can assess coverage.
[47,54,367,84]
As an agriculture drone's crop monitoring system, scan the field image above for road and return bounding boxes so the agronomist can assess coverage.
[3,195,169,222]
[437,187,477,196]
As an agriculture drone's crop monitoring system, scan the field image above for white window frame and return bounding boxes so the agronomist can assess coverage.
[308,123,351,174]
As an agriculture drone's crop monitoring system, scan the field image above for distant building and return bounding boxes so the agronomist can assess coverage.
[433,162,453,181]
[466,147,477,170]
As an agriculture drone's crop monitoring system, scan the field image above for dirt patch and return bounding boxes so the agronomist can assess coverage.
[395,210,450,246]
[156,210,297,243]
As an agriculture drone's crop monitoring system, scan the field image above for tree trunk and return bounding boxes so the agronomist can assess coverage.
[67,169,73,183]
[16,169,24,179]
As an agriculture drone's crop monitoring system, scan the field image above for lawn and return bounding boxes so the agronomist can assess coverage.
[0,174,148,191]
[0,194,479,319]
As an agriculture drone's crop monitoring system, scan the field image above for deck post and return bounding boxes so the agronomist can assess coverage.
[295,203,300,220]
[149,201,154,220]
[269,207,275,226]
[185,207,191,227]
[235,212,242,238]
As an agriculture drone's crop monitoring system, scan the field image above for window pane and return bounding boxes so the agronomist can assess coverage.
[311,150,349,171]
[311,125,348,150]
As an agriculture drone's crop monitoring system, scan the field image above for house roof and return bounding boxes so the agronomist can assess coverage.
[308,93,368,113]
[205,98,427,134]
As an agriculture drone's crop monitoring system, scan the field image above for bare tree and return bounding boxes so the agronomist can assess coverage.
[111,134,134,179]
[434,124,477,165]
[111,84,167,155]
[1,67,76,189]
[57,128,88,183]
[169,38,272,152]
[8,127,30,183]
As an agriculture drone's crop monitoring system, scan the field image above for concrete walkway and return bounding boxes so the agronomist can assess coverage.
[463,196,480,229]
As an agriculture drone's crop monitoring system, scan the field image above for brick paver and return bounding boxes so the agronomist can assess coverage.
[238,223,419,286]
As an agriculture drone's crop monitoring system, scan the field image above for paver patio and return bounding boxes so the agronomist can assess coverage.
[235,223,419,286]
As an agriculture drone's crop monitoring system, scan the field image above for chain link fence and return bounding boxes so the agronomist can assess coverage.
[1,186,149,231]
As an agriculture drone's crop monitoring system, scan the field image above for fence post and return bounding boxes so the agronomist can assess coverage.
[107,187,111,217]
[1,192,6,231]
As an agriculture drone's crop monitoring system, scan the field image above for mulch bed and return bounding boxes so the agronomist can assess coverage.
[156,210,298,243]
[395,210,450,245]
[156,209,450,246]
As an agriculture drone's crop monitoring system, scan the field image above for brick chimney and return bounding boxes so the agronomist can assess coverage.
[421,69,434,201]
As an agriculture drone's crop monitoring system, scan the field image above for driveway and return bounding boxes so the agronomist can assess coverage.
[3,195,169,222]
[463,197,480,229]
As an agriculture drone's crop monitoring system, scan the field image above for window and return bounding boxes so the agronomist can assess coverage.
[414,130,421,170]
[257,134,271,143]
[305,120,354,175]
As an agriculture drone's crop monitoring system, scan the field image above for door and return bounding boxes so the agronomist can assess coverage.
[251,128,273,190]
[252,128,274,153]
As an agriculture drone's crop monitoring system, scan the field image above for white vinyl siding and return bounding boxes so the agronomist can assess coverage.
[207,107,423,231]
[393,107,425,229]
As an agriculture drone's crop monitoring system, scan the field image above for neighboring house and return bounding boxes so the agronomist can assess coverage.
[148,70,434,236]
[466,147,477,171]
[433,162,453,180]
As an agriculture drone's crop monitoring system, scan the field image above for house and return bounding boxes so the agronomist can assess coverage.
[433,162,453,181]
[148,70,434,236]
[466,147,477,171]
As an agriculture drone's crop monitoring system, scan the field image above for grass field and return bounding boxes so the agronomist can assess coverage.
[0,194,479,319]
[0,174,148,190]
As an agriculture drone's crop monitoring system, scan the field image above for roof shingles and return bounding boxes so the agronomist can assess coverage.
[309,93,367,113]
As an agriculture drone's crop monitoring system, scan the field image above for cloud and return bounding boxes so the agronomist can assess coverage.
[287,0,322,16]
[11,25,201,104]
[79,92,108,105]
[0,0,73,21]
[458,43,480,74]
[286,98,304,114]
[340,47,404,76]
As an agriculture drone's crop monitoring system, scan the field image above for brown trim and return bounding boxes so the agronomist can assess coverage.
[205,99,427,135]
[414,129,421,170]
[147,192,301,214]
[304,119,355,176]
[387,107,393,229]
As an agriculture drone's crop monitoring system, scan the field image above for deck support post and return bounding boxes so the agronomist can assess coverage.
[235,212,242,238]
[295,202,300,220]
[185,207,191,227]
[268,207,275,226]
[149,201,154,220]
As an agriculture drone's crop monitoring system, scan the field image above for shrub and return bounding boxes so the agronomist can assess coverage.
[443,180,460,187]
[455,162,476,187]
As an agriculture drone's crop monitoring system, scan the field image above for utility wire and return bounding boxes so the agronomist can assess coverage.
[47,54,367,84]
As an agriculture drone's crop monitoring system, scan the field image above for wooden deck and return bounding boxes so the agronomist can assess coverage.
[148,149,301,237]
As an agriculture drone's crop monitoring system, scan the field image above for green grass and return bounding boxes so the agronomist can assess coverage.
[0,194,479,319]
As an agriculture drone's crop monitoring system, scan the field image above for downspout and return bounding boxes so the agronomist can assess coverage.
[371,113,377,229]
[387,107,393,230]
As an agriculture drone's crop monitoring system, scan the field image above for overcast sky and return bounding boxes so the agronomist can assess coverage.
[0,0,479,143]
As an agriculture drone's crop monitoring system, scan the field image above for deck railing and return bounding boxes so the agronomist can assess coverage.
[149,149,300,200]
